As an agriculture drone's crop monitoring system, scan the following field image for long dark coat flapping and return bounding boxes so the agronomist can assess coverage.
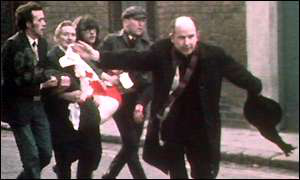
[97,38,262,174]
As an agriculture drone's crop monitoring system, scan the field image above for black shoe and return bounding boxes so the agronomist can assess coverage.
[102,173,116,179]
[16,171,25,179]
[52,165,58,174]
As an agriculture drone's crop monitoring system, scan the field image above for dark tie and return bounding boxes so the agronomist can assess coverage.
[32,41,39,62]
[32,41,36,47]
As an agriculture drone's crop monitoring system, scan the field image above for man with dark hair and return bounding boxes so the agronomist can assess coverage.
[74,14,102,49]
[100,6,152,179]
[1,1,61,179]
[71,14,103,178]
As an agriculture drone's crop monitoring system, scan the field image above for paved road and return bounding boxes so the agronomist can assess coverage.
[1,130,298,179]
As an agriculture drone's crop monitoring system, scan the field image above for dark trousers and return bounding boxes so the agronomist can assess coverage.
[9,101,52,179]
[104,92,146,179]
[162,128,220,179]
[160,99,220,179]
[46,99,102,179]
[77,99,102,178]
[53,140,80,179]
[54,141,101,179]
[44,99,81,179]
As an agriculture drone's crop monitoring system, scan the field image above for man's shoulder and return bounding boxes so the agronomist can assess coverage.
[2,32,29,52]
[151,38,173,51]
[47,46,63,58]
[103,31,123,41]
[198,42,226,56]
[5,32,24,45]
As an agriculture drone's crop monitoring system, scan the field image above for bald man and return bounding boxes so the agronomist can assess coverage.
[73,16,263,179]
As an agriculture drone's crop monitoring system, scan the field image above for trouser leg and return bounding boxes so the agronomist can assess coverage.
[185,131,220,179]
[13,101,52,179]
[77,100,102,178]
[77,154,94,179]
[12,125,42,179]
[163,141,188,179]
[127,122,146,179]
[53,149,74,179]
[104,92,146,179]
[31,102,52,169]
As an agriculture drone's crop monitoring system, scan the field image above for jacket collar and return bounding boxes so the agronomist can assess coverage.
[13,31,33,49]
[117,29,151,46]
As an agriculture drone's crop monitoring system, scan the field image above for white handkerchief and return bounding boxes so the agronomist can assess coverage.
[59,55,76,68]
[68,103,80,130]
[119,72,134,89]
[59,45,81,68]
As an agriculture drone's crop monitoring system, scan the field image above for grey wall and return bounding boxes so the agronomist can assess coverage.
[279,1,299,131]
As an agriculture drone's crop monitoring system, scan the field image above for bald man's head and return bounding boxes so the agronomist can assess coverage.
[174,16,196,33]
[169,16,198,36]
[170,16,200,56]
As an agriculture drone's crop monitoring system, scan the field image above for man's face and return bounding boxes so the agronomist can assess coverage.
[29,10,46,38]
[58,25,76,50]
[171,20,199,56]
[123,18,146,37]
[82,28,97,45]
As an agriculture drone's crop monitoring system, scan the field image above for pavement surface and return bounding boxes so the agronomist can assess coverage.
[2,120,299,172]
[99,119,299,171]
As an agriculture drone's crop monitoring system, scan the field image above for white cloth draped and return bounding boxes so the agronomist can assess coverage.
[59,45,121,130]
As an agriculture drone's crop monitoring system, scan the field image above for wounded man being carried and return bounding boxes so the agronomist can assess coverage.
[59,44,123,129]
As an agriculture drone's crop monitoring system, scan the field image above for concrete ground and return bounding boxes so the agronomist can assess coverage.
[99,119,299,171]
[2,120,299,171]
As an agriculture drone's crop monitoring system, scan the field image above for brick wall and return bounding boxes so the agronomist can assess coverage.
[156,1,249,127]
[1,1,251,128]
[40,1,109,48]
[156,1,246,64]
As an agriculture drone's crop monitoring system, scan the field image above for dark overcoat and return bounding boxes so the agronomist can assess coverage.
[44,46,102,170]
[95,38,262,172]
[43,46,81,147]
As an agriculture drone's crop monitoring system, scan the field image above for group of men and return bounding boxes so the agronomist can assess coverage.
[1,1,295,179]
[2,2,150,179]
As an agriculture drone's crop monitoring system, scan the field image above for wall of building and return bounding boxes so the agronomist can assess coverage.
[279,2,299,131]
[155,1,249,127]
[40,1,109,48]
[247,1,299,131]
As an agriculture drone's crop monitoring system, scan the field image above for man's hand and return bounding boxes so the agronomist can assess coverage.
[60,75,71,87]
[133,104,145,124]
[111,70,123,75]
[72,40,100,61]
[41,76,58,89]
[101,72,120,86]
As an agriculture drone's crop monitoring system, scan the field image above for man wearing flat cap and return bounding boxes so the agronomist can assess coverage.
[100,6,152,179]
[122,6,147,19]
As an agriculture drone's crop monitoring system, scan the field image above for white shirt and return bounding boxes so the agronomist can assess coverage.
[170,66,180,94]
[26,35,43,89]
[26,35,39,61]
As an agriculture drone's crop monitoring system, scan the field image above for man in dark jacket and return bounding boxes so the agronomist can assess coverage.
[72,16,281,179]
[43,20,81,179]
[73,14,103,179]
[1,2,61,179]
[100,6,152,179]
[45,17,103,179]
